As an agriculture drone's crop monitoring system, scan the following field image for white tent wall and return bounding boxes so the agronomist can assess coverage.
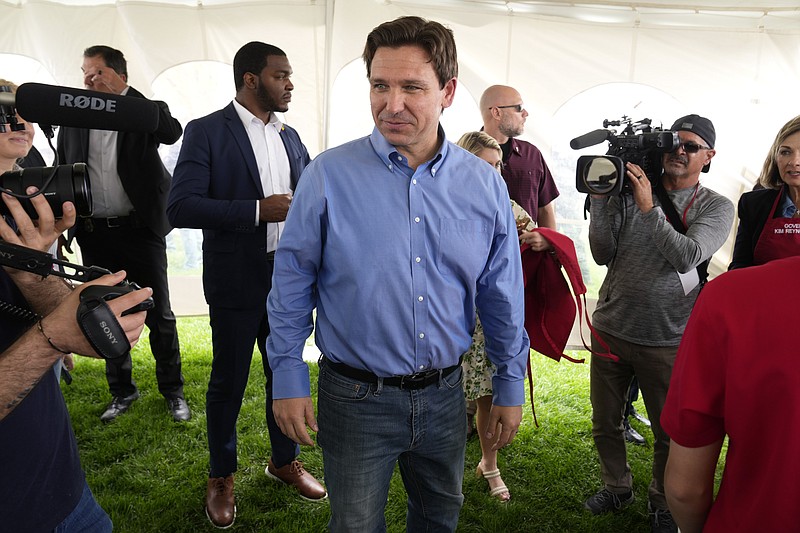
[0,1,328,153]
[1,0,799,286]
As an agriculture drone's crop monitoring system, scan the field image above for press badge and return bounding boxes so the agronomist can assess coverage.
[677,268,700,295]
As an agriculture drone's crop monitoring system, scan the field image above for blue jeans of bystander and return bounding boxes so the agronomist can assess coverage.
[317,362,466,533]
[53,480,112,533]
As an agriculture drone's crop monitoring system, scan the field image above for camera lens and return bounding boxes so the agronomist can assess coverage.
[0,163,93,219]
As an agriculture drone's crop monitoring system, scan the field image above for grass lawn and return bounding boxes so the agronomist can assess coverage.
[61,316,719,533]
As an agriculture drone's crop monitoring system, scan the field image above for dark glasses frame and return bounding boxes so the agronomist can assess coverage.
[676,141,711,154]
[494,104,524,113]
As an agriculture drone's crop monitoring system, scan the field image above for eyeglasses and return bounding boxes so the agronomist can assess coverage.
[676,142,711,154]
[494,104,525,113]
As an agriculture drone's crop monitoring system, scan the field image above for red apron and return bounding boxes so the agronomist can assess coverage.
[752,186,800,265]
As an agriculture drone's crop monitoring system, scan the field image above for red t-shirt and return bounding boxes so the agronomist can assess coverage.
[662,255,800,532]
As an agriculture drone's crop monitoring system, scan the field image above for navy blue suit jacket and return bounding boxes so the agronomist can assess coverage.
[167,102,311,308]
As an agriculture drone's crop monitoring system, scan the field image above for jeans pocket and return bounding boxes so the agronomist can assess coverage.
[440,366,464,390]
[318,367,372,403]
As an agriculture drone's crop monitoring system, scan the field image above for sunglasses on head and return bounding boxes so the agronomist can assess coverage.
[675,141,711,154]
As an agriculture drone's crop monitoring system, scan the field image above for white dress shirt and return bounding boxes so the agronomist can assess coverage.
[232,99,291,252]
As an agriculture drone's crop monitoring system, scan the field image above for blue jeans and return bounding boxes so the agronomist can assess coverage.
[317,363,466,533]
[53,481,112,533]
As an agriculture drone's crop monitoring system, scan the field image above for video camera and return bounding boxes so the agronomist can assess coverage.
[570,116,679,196]
[1,82,161,359]
[1,81,160,218]
[1,84,93,219]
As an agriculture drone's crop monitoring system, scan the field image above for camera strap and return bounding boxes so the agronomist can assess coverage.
[76,294,131,361]
[653,184,709,284]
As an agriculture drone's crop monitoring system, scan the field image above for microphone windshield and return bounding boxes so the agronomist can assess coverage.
[570,129,611,150]
[15,83,159,133]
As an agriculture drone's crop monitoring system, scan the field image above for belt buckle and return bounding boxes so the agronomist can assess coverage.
[106,216,121,228]
[400,370,434,389]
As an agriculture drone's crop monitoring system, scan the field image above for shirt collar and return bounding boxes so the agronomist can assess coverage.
[368,125,447,176]
[779,185,797,218]
[232,98,283,132]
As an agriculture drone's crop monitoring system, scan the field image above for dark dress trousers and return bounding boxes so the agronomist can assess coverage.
[167,103,310,476]
[57,87,185,400]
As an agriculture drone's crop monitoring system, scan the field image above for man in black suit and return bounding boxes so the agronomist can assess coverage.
[168,41,326,529]
[57,45,189,423]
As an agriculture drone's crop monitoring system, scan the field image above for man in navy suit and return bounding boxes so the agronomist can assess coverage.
[168,41,326,529]
[58,45,189,424]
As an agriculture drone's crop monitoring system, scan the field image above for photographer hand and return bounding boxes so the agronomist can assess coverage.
[626,162,655,214]
[259,193,293,223]
[0,270,149,421]
[0,187,75,253]
[41,270,150,358]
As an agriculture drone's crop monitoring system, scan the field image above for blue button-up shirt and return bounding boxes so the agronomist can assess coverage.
[267,127,530,406]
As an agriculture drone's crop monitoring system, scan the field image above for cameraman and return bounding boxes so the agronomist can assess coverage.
[0,185,150,531]
[583,115,733,533]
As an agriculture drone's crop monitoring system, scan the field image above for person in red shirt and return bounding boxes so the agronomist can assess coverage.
[662,255,800,532]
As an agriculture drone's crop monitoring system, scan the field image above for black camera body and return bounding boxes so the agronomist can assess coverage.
[572,117,679,196]
[80,281,155,316]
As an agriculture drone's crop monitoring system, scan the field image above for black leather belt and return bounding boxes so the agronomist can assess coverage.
[80,213,144,232]
[321,355,459,390]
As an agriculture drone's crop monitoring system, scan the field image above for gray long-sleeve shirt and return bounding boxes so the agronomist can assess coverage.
[589,184,734,346]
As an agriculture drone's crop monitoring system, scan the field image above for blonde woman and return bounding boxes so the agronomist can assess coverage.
[456,131,546,501]
[730,115,800,269]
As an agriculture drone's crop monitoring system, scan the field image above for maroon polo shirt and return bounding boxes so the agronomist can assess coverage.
[501,137,560,223]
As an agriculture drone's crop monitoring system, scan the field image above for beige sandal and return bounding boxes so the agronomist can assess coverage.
[476,464,511,502]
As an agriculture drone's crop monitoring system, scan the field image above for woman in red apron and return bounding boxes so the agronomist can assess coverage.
[730,115,800,269]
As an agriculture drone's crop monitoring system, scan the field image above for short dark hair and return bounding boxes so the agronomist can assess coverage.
[233,42,287,91]
[83,45,127,78]
[362,16,457,90]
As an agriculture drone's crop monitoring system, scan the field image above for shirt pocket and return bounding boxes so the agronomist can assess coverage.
[437,218,490,279]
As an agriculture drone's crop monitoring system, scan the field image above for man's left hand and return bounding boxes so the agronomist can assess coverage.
[0,187,75,253]
[486,404,523,450]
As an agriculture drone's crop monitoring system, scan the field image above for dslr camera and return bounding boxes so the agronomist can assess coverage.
[570,116,679,196]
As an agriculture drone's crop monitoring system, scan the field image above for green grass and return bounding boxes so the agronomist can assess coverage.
[61,316,719,532]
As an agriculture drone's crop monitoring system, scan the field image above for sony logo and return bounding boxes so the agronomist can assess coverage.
[99,320,118,344]
[0,251,14,259]
[59,93,117,113]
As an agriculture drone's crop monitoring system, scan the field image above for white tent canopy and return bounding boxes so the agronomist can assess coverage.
[2,0,799,283]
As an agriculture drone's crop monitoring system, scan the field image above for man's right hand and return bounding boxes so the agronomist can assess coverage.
[42,270,150,358]
[259,194,293,222]
[273,397,318,446]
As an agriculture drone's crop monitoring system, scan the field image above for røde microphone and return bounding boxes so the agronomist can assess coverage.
[569,129,612,150]
[12,83,160,133]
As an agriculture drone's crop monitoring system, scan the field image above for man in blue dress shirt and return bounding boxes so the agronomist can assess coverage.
[267,16,530,532]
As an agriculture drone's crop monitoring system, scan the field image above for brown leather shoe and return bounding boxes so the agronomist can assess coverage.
[205,475,235,528]
[266,459,327,501]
